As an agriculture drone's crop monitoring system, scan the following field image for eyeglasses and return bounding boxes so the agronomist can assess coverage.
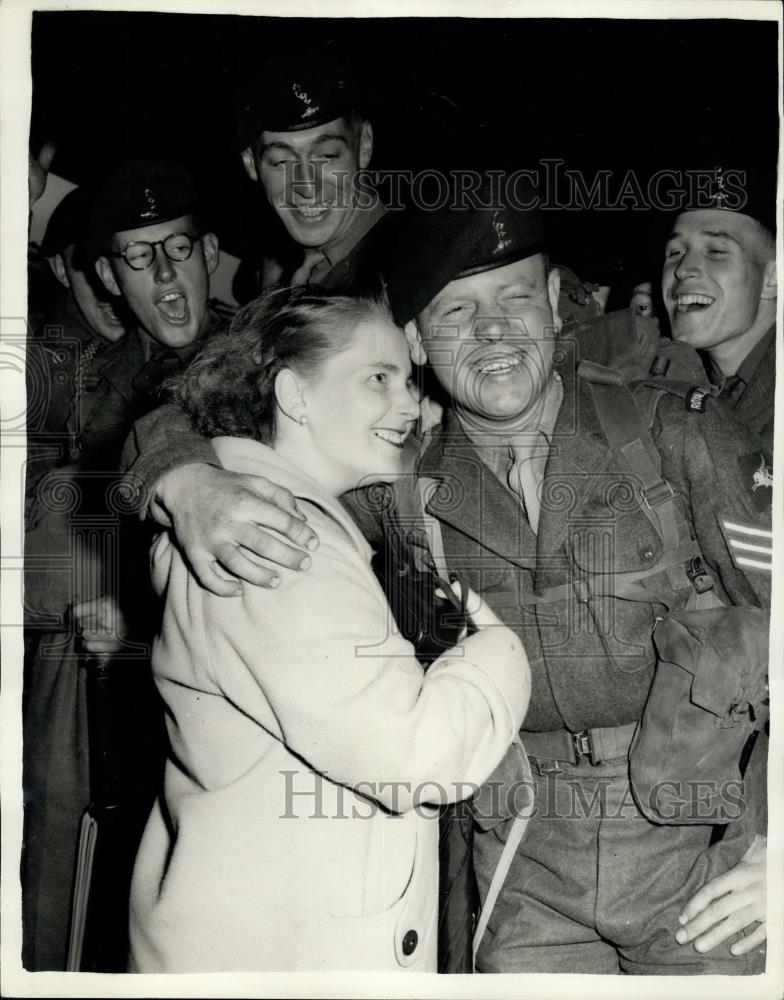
[108,232,203,271]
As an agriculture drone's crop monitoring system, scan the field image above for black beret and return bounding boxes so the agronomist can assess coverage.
[382,175,545,326]
[87,158,201,246]
[677,164,777,235]
[40,185,92,257]
[237,67,360,149]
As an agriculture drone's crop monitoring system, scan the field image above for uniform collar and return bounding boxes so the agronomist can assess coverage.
[318,199,387,271]
[704,324,776,389]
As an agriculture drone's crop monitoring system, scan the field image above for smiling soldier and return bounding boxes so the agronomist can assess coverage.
[662,167,777,454]
[235,59,389,297]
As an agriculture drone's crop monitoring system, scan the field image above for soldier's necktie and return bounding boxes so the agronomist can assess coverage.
[507,432,549,534]
[290,248,327,286]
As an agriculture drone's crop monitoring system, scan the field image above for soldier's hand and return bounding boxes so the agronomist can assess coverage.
[155,462,320,596]
[675,834,766,956]
[73,594,127,656]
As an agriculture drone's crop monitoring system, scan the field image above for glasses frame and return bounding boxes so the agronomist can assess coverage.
[107,232,203,271]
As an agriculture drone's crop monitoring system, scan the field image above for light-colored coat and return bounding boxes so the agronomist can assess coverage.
[129,438,529,973]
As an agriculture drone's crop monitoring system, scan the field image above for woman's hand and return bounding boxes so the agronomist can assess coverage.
[72,594,128,657]
[155,463,320,596]
[437,580,514,644]
[675,834,766,956]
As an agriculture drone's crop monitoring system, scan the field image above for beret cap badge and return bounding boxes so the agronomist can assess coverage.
[141,186,158,221]
[492,211,512,254]
[292,82,319,119]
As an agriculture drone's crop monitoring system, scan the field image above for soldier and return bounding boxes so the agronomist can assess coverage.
[123,176,770,975]
[661,166,777,453]
[22,159,225,970]
[234,58,388,297]
[381,182,770,974]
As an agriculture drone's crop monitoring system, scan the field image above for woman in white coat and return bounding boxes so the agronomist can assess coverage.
[128,292,531,973]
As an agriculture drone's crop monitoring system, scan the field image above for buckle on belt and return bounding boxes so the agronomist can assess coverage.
[573,730,596,764]
[641,480,674,509]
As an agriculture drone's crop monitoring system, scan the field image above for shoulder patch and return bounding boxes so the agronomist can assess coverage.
[719,517,773,575]
[684,386,709,412]
[738,452,773,512]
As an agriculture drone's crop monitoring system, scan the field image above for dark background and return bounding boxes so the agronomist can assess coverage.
[30,12,779,297]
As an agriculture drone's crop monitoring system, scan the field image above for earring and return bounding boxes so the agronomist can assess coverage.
[299,415,308,426]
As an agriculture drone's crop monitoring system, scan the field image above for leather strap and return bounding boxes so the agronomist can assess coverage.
[521,721,638,765]
[472,742,534,967]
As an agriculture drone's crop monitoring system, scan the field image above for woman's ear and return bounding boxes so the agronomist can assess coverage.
[274,367,308,425]
[404,320,428,366]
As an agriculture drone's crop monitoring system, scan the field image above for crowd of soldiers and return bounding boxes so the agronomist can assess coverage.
[22,58,775,975]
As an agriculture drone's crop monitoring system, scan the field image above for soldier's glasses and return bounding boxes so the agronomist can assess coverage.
[108,233,203,271]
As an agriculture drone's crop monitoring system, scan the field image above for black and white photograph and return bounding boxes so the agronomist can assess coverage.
[1,0,781,996]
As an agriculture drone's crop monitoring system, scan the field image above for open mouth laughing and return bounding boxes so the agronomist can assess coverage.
[469,350,528,377]
[156,290,189,324]
[674,293,715,313]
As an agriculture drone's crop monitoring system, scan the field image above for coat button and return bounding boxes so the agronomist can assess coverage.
[402,929,418,956]
[638,542,656,562]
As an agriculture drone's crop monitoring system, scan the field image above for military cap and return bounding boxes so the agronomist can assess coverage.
[677,164,777,234]
[40,185,92,258]
[87,158,201,247]
[237,64,360,150]
[382,174,545,326]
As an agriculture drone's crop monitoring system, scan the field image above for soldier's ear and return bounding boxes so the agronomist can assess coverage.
[404,320,428,366]
[95,256,121,297]
[241,147,259,182]
[760,257,777,300]
[358,121,373,169]
[202,233,220,276]
[49,253,70,289]
[547,265,564,333]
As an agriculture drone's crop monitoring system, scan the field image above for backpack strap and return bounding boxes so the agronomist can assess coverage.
[586,378,683,555]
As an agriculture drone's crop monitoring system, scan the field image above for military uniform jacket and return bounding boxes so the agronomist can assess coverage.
[417,358,772,734]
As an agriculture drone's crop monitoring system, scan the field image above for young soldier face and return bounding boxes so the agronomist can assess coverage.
[51,245,128,344]
[412,254,562,426]
[96,215,218,349]
[242,116,373,250]
[662,209,776,356]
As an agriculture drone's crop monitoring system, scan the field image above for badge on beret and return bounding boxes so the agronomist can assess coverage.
[292,82,319,120]
[492,211,512,254]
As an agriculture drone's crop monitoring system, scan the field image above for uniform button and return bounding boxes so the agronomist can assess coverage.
[402,929,418,956]
[638,541,656,562]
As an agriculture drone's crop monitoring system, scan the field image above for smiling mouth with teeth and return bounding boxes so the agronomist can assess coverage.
[675,293,715,312]
[473,355,524,375]
[372,428,410,448]
[293,204,334,219]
